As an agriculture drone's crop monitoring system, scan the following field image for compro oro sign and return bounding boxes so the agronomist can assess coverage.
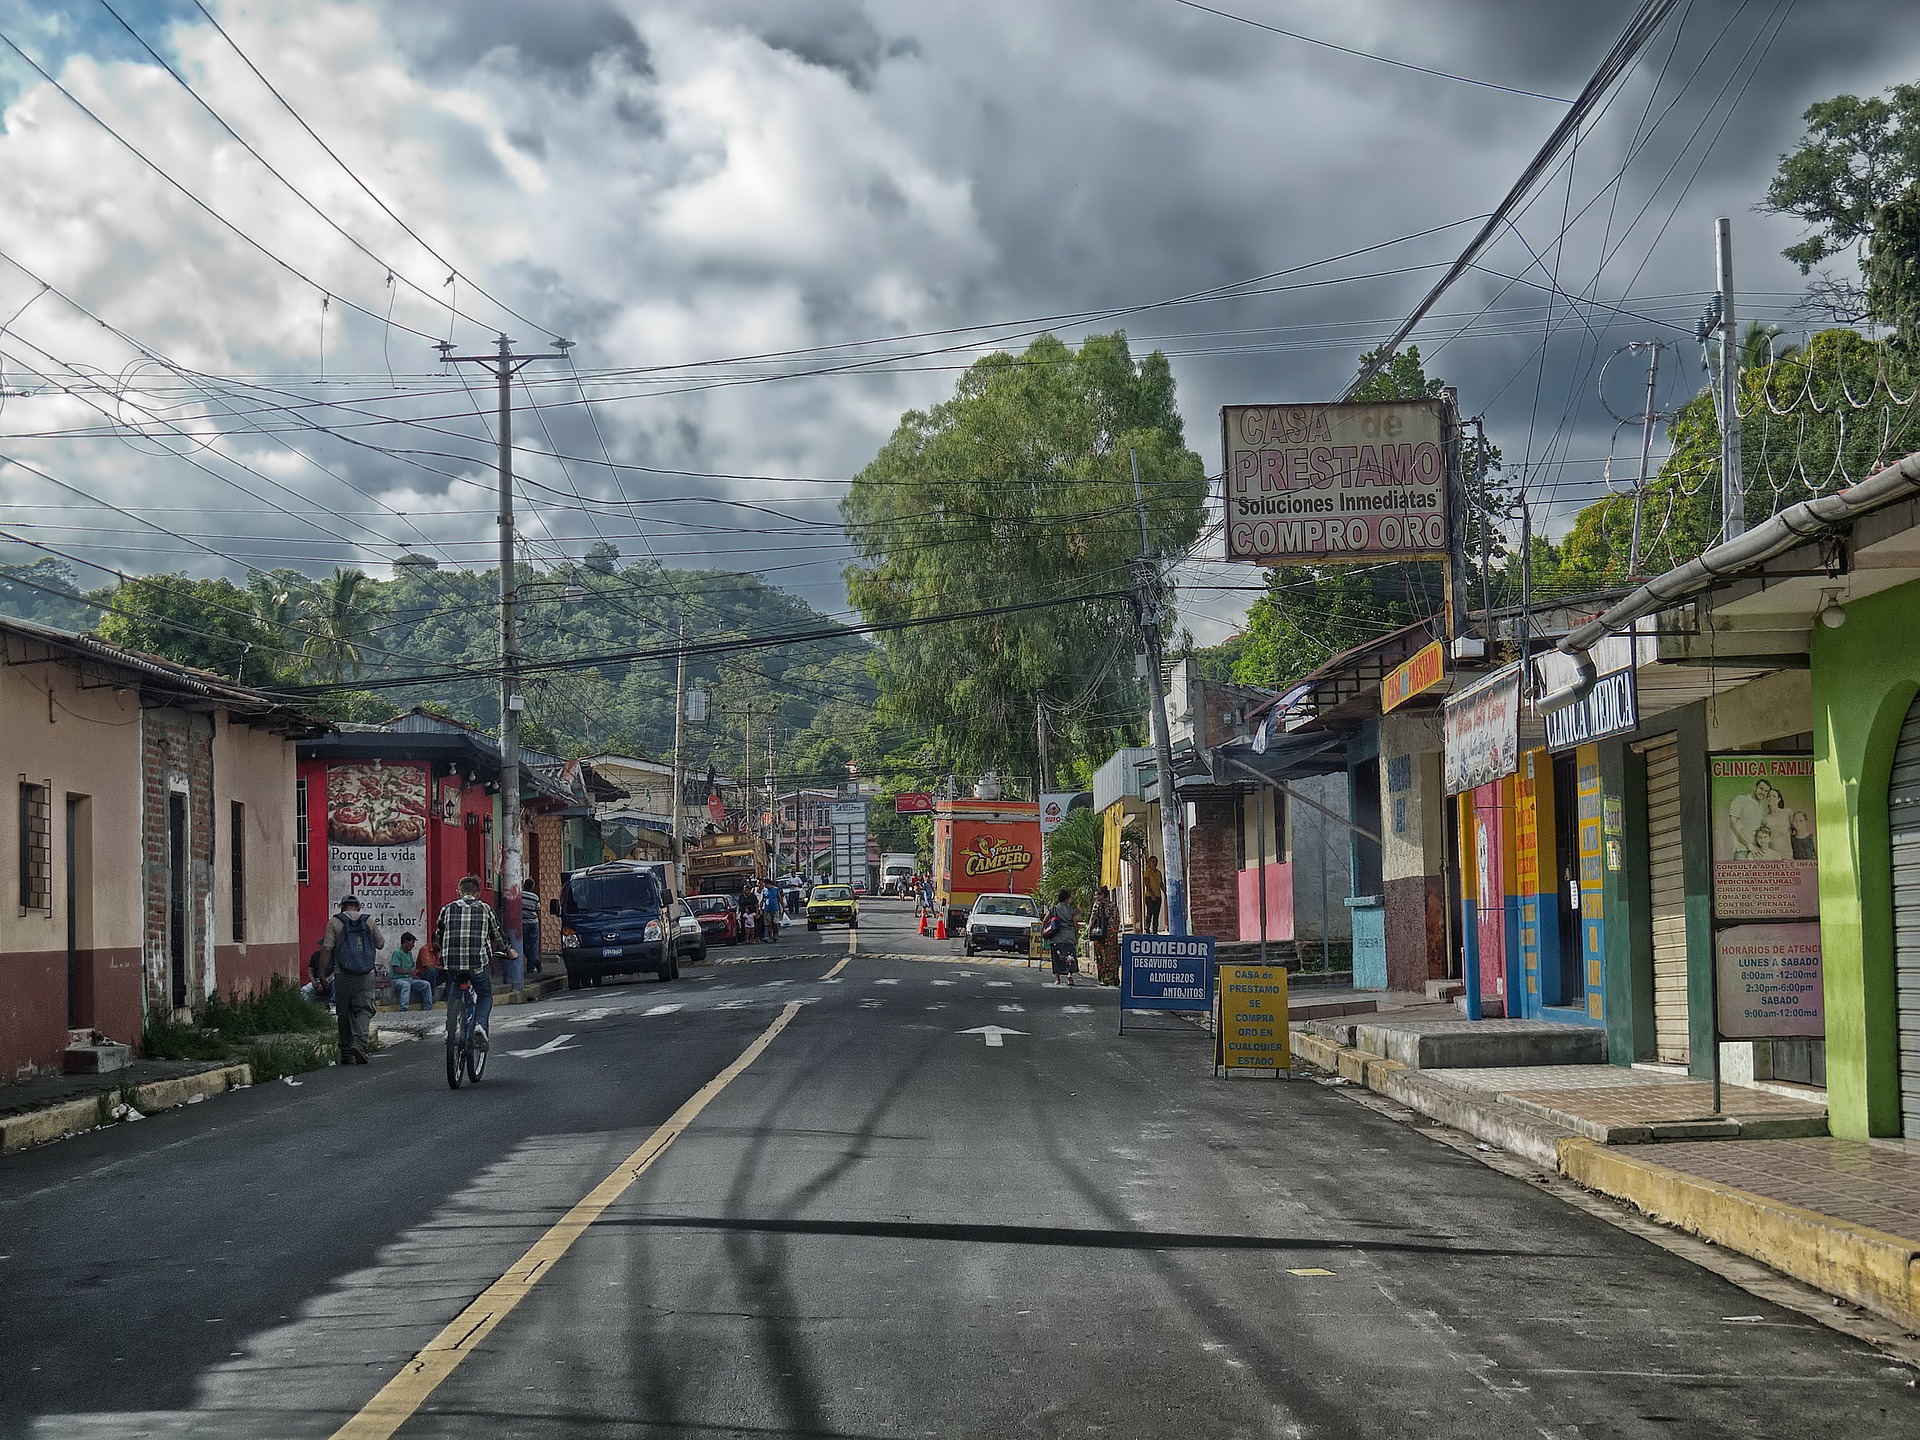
[1223,400,1449,564]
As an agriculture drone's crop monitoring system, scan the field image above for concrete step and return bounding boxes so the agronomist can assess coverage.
[1424,979,1465,1000]
[1351,1015,1606,1069]
[63,1040,131,1075]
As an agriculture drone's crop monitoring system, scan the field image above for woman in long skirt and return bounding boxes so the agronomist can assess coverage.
[1090,886,1121,986]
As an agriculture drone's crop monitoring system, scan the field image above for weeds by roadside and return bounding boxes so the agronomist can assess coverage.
[142,975,336,1081]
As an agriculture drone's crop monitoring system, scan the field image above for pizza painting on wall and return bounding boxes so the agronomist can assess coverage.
[327,763,430,847]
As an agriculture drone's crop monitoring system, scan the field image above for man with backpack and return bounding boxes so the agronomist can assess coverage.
[318,895,385,1065]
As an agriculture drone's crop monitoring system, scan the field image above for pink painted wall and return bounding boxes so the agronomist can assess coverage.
[1235,860,1294,943]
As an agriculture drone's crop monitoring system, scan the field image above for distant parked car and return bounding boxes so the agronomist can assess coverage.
[687,893,743,946]
[964,892,1040,957]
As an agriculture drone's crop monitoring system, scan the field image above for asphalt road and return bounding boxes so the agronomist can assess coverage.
[2,900,1914,1438]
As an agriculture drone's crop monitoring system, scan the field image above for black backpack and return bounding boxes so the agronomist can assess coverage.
[336,915,378,975]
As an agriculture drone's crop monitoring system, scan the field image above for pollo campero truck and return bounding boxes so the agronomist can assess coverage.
[932,798,1042,933]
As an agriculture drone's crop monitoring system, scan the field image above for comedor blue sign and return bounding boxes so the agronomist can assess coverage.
[1120,934,1215,1013]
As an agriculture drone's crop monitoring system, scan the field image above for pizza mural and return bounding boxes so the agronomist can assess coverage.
[326,763,430,952]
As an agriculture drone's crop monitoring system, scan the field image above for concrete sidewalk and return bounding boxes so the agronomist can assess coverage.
[1290,1022,1920,1333]
[0,1059,252,1153]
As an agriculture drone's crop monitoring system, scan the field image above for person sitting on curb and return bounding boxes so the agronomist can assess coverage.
[387,931,433,1013]
[317,895,383,1064]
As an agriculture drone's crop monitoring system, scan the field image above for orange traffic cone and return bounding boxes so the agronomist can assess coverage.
[934,916,947,940]
[918,910,928,936]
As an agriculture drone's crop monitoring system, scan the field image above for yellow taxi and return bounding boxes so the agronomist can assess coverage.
[806,883,859,931]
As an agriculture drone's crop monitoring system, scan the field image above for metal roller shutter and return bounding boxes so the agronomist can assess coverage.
[1643,737,1689,1065]
[1888,696,1920,1138]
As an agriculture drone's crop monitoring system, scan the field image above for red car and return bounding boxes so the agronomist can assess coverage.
[686,893,744,945]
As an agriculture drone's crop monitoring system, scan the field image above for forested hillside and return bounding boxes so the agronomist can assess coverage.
[0,551,882,789]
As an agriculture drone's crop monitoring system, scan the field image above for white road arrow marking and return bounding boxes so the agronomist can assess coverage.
[874,978,900,986]
[986,981,1012,988]
[643,1004,682,1016]
[1061,1005,1093,1014]
[572,1008,615,1022]
[955,971,977,978]
[764,980,792,988]
[860,999,884,1009]
[930,979,956,987]
[508,1033,577,1059]
[958,1025,1026,1048]
[997,1003,1026,1013]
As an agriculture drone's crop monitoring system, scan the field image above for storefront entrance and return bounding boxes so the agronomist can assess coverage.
[1888,693,1920,1138]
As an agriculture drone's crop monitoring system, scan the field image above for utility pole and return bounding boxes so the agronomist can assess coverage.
[1035,694,1051,797]
[1472,416,1492,620]
[1440,386,1473,644]
[1130,448,1188,936]
[1628,342,1664,577]
[742,701,752,835]
[439,333,568,983]
[671,605,686,881]
[1716,218,1745,543]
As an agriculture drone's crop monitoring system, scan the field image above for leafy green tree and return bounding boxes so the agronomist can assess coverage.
[1762,84,1920,272]
[298,567,380,684]
[0,556,96,630]
[98,574,277,683]
[1868,183,1920,355]
[1039,806,1102,914]
[842,332,1207,780]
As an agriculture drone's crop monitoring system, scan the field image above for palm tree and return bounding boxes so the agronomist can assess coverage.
[246,572,298,678]
[299,567,378,684]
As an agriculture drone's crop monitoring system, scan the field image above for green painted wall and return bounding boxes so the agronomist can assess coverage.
[1810,577,1920,1139]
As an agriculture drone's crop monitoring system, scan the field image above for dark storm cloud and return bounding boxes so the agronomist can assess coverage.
[379,0,651,82]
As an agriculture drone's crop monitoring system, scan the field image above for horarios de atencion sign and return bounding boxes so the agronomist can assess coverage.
[1222,399,1449,565]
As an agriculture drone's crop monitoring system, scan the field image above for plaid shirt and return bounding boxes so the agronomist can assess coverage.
[433,895,507,973]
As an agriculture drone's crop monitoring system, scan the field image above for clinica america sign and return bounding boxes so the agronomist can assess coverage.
[1223,399,1449,564]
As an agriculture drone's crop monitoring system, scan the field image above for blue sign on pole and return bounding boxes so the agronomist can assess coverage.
[1120,934,1215,1024]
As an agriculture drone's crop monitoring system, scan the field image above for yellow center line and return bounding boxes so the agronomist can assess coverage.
[848,924,859,956]
[820,955,851,981]
[331,1000,806,1440]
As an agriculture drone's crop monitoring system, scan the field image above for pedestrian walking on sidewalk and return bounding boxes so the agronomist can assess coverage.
[1089,885,1120,986]
[1043,888,1079,987]
[1142,855,1166,933]
[387,932,433,1012]
[434,875,506,1056]
[318,896,383,1064]
[761,879,783,941]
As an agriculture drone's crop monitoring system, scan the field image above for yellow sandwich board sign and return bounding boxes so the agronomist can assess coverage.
[1216,964,1290,1074]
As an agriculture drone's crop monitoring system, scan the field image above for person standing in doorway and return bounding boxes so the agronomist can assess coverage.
[1142,855,1166,934]
[318,896,383,1064]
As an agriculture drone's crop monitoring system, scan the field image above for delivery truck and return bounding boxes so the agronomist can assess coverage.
[931,798,1041,933]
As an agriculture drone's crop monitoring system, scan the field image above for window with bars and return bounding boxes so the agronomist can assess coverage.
[231,800,247,944]
[295,777,309,885]
[18,780,51,913]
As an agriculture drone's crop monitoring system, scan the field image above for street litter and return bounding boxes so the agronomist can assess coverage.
[1474,1143,1495,1152]
[186,1094,206,1104]
[109,1104,145,1122]
[282,1077,303,1087]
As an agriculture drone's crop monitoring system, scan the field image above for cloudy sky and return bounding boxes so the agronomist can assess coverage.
[0,0,1914,645]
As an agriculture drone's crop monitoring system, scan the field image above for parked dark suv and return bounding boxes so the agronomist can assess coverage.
[551,862,681,989]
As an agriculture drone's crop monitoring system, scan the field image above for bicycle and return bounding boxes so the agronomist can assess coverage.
[444,960,498,1089]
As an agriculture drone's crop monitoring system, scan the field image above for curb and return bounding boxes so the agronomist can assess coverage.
[1559,1138,1920,1331]
[1,1062,252,1155]
[1293,1022,1920,1330]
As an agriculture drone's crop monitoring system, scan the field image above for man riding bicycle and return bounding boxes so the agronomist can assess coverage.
[433,874,508,1055]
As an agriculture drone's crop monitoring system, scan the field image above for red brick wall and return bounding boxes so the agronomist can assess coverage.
[1187,797,1240,941]
[141,708,215,1018]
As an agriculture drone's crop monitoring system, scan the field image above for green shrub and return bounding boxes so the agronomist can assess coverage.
[240,1035,335,1083]
[201,974,332,1042]
[141,1019,231,1062]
